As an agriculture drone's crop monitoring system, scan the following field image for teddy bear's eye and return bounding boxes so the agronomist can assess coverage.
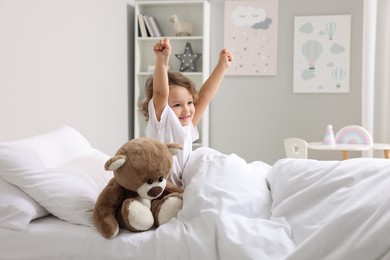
[158,177,164,182]
[147,179,154,185]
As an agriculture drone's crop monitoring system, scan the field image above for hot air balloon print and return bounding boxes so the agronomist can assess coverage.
[301,40,323,70]
[326,22,336,40]
[331,67,346,88]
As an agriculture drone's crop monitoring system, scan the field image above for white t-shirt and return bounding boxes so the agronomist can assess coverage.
[145,99,199,187]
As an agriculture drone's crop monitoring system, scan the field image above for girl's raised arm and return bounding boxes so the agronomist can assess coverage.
[152,38,171,121]
[193,48,233,126]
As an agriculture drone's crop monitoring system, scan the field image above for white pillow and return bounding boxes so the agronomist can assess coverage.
[0,177,48,231]
[0,125,113,226]
[1,150,113,226]
[0,125,93,169]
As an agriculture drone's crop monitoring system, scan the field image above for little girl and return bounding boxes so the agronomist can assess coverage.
[139,38,233,187]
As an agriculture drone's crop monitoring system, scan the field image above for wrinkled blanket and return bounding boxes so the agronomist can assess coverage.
[137,149,390,259]
[267,158,390,260]
[2,148,390,260]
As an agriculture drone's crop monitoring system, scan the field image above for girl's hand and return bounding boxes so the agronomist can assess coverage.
[153,38,171,62]
[218,48,233,69]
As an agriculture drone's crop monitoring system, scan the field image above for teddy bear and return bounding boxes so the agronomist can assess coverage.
[93,137,184,239]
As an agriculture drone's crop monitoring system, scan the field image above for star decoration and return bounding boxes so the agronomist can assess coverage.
[175,42,201,72]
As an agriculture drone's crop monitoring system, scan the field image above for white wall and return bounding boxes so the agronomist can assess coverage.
[0,0,366,164]
[0,0,131,155]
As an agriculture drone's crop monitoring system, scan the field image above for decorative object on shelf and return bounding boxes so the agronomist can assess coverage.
[138,14,163,38]
[175,42,201,72]
[143,15,156,37]
[147,65,155,73]
[293,15,351,93]
[147,65,170,73]
[137,14,148,37]
[149,16,163,37]
[169,14,193,36]
[224,1,279,76]
[323,124,336,145]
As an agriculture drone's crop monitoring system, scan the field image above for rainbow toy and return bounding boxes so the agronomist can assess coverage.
[335,125,373,145]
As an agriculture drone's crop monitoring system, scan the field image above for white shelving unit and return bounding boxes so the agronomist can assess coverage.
[134,0,210,148]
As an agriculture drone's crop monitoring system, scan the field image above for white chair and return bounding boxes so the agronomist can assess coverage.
[284,138,308,159]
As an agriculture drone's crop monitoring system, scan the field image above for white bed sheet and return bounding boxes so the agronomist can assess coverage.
[2,148,390,260]
[1,147,294,260]
[1,215,154,259]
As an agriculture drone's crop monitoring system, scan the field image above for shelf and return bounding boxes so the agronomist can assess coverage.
[137,72,203,76]
[133,0,210,148]
[136,36,203,41]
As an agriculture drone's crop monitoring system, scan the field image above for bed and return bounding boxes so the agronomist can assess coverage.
[1,125,389,259]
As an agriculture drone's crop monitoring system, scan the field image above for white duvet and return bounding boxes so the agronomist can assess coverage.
[268,157,390,260]
[136,147,294,260]
[1,147,390,260]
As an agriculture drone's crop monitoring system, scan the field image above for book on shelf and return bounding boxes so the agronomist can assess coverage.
[137,14,148,37]
[149,16,163,37]
[143,15,156,37]
[138,14,163,38]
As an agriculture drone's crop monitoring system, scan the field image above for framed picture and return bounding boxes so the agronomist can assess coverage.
[293,15,351,93]
[224,0,279,76]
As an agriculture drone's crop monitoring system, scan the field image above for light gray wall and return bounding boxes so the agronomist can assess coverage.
[209,0,364,164]
[0,0,134,156]
[0,0,365,164]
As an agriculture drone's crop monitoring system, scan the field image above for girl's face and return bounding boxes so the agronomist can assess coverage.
[168,86,195,126]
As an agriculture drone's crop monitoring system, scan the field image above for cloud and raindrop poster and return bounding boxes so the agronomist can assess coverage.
[293,15,351,93]
[224,1,279,76]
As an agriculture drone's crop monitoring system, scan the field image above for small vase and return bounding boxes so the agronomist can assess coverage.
[323,125,336,145]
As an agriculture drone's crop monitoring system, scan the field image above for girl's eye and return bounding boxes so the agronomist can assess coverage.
[173,104,181,107]
[188,101,193,105]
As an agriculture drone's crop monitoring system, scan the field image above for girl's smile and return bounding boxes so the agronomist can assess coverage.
[168,86,195,126]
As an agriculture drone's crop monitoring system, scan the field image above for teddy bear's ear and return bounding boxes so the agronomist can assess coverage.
[104,155,127,171]
[166,143,183,156]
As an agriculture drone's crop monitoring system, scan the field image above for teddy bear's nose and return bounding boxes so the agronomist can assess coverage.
[148,186,163,197]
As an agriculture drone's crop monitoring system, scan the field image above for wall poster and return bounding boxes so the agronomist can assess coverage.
[293,15,351,93]
[224,1,279,76]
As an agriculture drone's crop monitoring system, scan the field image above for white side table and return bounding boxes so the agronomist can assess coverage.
[308,142,371,160]
[372,143,390,159]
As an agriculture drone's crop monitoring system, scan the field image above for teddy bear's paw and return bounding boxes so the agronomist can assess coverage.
[93,212,120,239]
[157,196,183,225]
[97,222,119,239]
[108,225,120,239]
[125,200,154,231]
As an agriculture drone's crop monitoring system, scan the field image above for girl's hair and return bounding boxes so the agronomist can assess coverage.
[139,71,198,121]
